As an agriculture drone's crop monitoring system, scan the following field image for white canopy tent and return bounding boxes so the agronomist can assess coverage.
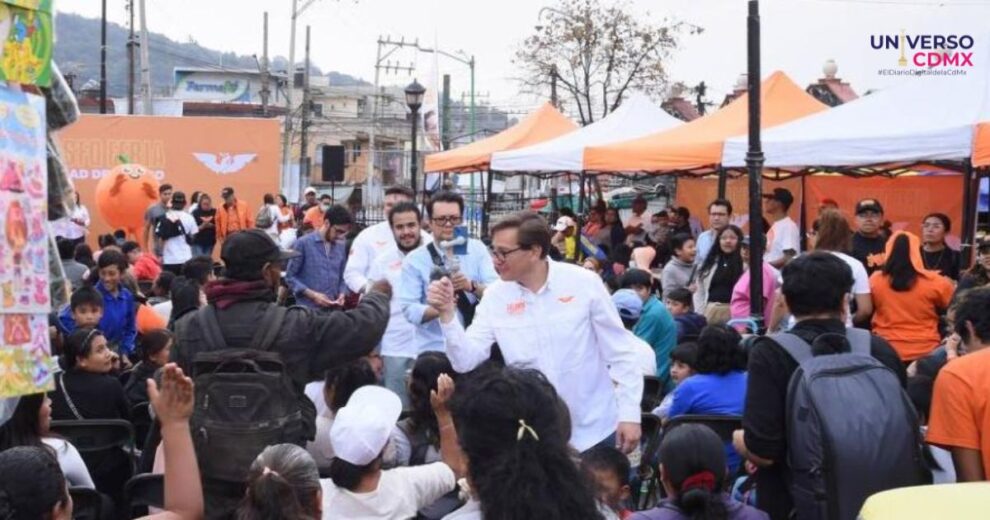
[721,73,990,169]
[490,92,683,173]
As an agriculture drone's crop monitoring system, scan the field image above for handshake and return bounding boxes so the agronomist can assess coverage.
[427,277,457,321]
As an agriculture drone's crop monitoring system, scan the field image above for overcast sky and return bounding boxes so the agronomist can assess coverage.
[58,0,989,117]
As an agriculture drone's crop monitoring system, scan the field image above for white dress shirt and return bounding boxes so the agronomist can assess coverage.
[344,221,431,293]
[439,260,644,451]
[765,216,801,264]
[368,247,418,359]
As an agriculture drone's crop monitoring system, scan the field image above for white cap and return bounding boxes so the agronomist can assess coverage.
[553,216,576,231]
[304,186,317,195]
[330,386,402,466]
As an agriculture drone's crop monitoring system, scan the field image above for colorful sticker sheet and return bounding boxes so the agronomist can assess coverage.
[0,0,54,87]
[0,84,51,397]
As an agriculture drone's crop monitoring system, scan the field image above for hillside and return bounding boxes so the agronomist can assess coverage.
[54,12,370,96]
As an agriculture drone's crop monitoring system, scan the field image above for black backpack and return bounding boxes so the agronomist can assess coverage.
[771,329,929,520]
[189,304,304,483]
[155,215,186,240]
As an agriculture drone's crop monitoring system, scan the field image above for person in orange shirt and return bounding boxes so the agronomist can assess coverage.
[215,187,252,244]
[303,193,332,232]
[869,231,953,361]
[927,287,990,481]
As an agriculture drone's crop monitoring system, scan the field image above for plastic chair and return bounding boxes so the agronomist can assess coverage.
[632,413,664,511]
[640,375,663,412]
[69,486,103,520]
[664,414,743,445]
[50,419,137,473]
[124,473,164,517]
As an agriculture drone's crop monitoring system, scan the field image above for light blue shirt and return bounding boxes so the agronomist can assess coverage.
[398,238,499,353]
[695,228,716,267]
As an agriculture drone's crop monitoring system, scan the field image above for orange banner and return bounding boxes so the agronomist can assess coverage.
[676,174,964,247]
[57,115,280,246]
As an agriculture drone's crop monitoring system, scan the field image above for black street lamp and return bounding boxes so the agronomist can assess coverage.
[746,0,766,332]
[405,79,426,199]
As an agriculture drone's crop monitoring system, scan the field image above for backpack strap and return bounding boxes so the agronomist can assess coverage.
[769,332,814,365]
[426,242,445,267]
[197,305,229,351]
[844,327,872,356]
[256,305,288,352]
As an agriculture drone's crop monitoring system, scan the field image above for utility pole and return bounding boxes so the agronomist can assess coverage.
[139,0,153,115]
[260,12,270,117]
[441,74,451,150]
[368,36,415,209]
[99,0,107,114]
[127,0,135,114]
[282,0,318,197]
[298,26,311,198]
[550,64,558,108]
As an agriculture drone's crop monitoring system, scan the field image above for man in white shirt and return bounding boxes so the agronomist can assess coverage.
[762,187,800,269]
[427,211,643,453]
[624,195,652,245]
[368,201,425,407]
[344,185,428,294]
[159,191,198,274]
[695,198,733,267]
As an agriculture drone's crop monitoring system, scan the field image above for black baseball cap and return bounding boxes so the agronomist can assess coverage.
[855,198,884,215]
[221,229,299,274]
[762,187,794,208]
[977,238,990,253]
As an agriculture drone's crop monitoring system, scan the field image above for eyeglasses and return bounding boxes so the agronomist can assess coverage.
[709,212,729,217]
[432,216,462,226]
[489,246,524,262]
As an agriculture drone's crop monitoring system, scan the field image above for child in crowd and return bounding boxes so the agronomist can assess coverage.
[581,446,634,520]
[306,359,378,471]
[652,342,698,421]
[666,288,707,341]
[55,286,105,359]
[611,289,660,376]
[124,329,173,405]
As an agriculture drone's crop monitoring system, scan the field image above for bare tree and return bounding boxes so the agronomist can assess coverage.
[514,0,701,125]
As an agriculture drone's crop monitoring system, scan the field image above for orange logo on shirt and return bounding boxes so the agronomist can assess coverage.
[507,301,526,315]
[375,241,387,247]
[867,252,887,269]
[558,296,575,303]
[389,260,402,271]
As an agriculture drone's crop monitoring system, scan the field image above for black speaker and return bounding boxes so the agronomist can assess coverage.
[321,145,345,182]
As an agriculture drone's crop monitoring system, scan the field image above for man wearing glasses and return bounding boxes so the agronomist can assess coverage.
[399,191,498,353]
[695,198,733,267]
[426,211,643,454]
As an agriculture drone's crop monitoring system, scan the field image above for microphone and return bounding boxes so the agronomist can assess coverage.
[439,236,466,250]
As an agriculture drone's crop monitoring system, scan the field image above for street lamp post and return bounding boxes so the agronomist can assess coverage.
[746,0,766,332]
[405,79,426,201]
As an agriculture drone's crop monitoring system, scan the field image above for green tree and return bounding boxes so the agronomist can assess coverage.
[515,0,701,125]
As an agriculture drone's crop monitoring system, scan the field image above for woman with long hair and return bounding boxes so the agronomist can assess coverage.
[277,194,296,232]
[630,424,768,520]
[238,444,322,520]
[447,366,602,520]
[811,210,873,326]
[870,231,954,362]
[0,393,95,488]
[597,207,627,253]
[306,359,377,471]
[693,226,745,325]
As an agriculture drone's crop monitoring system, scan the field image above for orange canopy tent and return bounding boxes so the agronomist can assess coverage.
[424,102,578,173]
[583,71,828,174]
[973,123,990,168]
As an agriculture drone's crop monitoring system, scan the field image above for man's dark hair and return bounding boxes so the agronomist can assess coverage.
[580,445,630,487]
[319,194,332,202]
[654,210,668,219]
[56,238,75,260]
[384,185,415,199]
[560,207,577,219]
[113,229,126,240]
[154,271,176,294]
[324,205,354,226]
[121,240,141,255]
[387,201,421,227]
[619,269,653,291]
[781,252,854,317]
[427,190,465,218]
[923,212,952,234]
[954,287,990,346]
[708,198,733,215]
[666,287,693,308]
[323,359,377,413]
[693,325,746,375]
[882,234,919,292]
[181,256,214,285]
[490,211,551,259]
[676,207,691,219]
[70,286,103,311]
[97,249,129,272]
[670,233,694,253]
[263,193,275,205]
[159,183,173,194]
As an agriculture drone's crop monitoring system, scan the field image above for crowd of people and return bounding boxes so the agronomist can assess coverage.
[1,180,989,520]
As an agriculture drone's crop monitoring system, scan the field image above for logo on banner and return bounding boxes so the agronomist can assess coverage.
[192,153,257,175]
[872,31,974,76]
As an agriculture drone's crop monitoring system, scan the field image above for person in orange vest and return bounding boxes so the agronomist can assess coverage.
[302,193,332,232]
[216,186,253,244]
